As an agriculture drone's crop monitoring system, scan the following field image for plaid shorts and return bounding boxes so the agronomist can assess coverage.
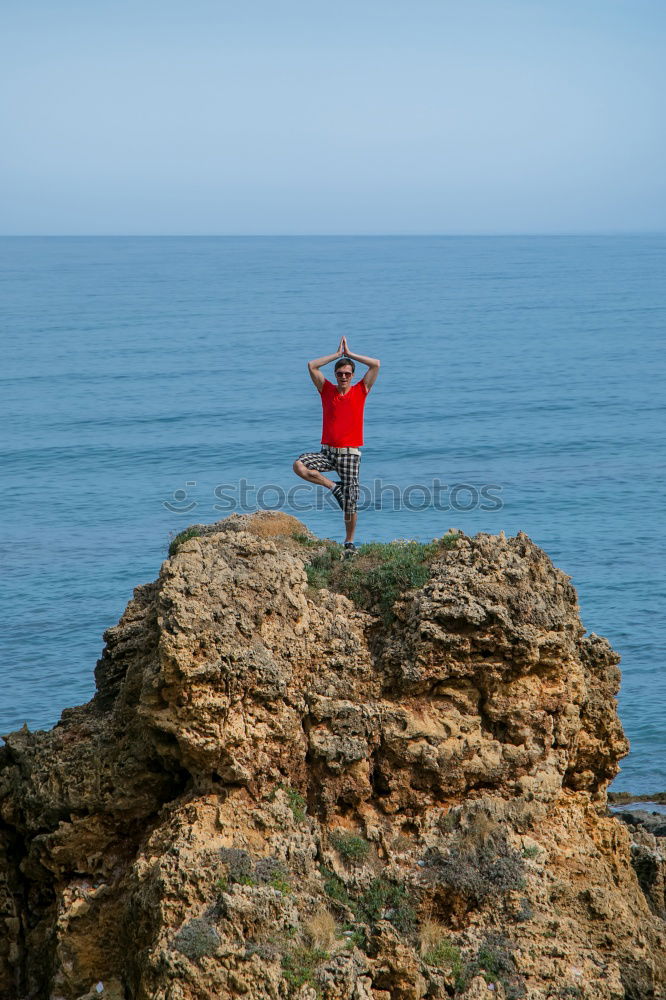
[298,446,361,514]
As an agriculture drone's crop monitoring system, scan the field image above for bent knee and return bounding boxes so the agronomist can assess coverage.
[293,459,305,474]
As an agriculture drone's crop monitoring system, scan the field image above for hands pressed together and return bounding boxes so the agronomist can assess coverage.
[307,338,379,384]
[334,337,380,382]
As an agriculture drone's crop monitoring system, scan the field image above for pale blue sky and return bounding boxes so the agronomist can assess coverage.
[1,0,664,234]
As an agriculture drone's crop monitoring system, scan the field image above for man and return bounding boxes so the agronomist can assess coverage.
[293,336,380,552]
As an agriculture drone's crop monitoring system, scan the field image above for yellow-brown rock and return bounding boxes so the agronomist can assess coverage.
[1,513,664,999]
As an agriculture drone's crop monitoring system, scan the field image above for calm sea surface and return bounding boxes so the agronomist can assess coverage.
[1,236,664,794]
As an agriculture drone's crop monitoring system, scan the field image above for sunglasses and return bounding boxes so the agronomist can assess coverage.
[336,371,352,378]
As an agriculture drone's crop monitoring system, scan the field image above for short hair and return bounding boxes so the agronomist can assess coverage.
[335,356,355,373]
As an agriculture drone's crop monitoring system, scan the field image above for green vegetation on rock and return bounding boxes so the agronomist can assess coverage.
[422,937,464,978]
[296,533,460,622]
[284,786,307,822]
[358,877,417,933]
[320,865,416,937]
[281,945,328,991]
[168,525,205,556]
[330,831,371,864]
[320,866,354,911]
[463,933,526,998]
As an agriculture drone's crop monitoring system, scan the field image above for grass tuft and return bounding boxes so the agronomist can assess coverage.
[420,918,462,970]
[304,908,337,951]
[168,525,204,556]
[298,533,461,622]
[291,532,322,547]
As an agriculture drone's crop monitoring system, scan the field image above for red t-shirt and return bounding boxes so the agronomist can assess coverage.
[321,378,368,447]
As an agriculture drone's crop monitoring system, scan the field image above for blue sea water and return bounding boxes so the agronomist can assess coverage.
[1,235,664,794]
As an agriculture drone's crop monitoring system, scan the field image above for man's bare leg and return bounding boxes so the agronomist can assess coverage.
[344,512,357,543]
[292,460,335,491]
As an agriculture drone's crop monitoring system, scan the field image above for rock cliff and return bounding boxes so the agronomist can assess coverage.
[1,512,664,1000]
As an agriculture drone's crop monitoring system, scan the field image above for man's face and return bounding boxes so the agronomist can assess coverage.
[335,366,353,389]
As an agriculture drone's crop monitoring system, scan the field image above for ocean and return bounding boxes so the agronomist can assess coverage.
[1,235,664,794]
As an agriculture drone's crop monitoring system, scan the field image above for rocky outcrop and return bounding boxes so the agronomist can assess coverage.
[1,512,664,1000]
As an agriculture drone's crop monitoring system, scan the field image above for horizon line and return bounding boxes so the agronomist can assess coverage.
[1,230,664,239]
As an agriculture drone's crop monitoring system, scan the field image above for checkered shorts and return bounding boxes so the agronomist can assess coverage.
[297,446,361,514]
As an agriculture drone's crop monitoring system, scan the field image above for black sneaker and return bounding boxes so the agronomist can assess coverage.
[330,483,345,510]
[343,541,357,556]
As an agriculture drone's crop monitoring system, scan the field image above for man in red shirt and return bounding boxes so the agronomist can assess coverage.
[293,336,381,552]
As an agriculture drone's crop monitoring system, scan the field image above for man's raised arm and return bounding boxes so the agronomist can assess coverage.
[307,338,344,392]
[341,338,381,391]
